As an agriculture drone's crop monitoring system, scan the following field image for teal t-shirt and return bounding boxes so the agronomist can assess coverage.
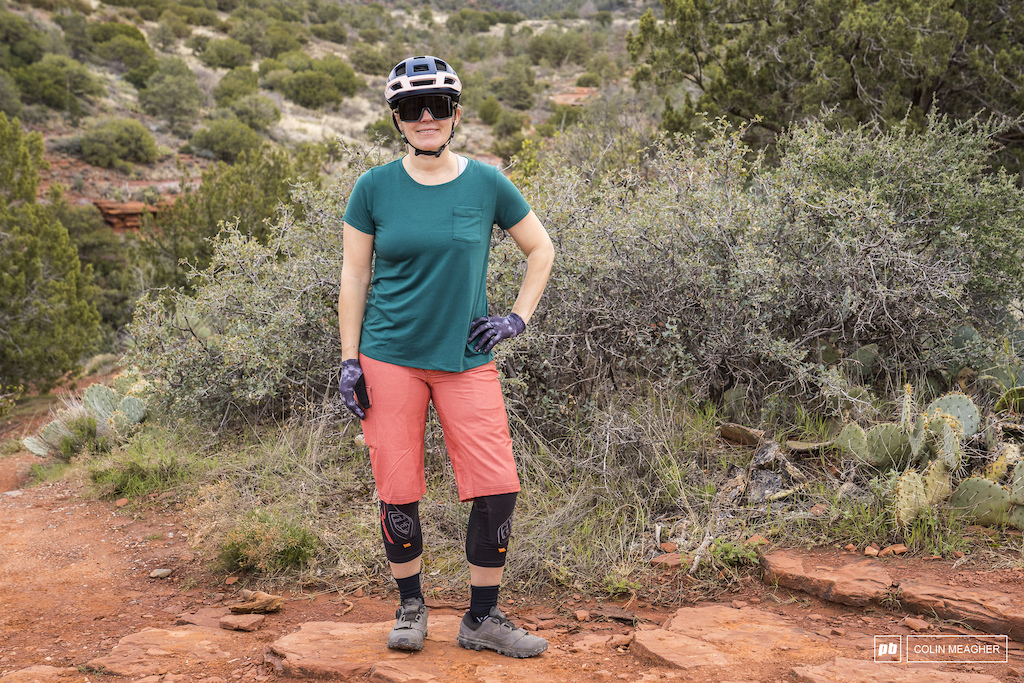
[343,158,532,372]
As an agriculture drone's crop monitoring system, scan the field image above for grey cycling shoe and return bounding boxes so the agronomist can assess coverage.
[457,607,548,658]
[387,597,428,651]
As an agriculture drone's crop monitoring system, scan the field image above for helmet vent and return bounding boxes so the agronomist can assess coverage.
[444,77,455,84]
[411,78,433,86]
[413,63,430,73]
[435,59,448,71]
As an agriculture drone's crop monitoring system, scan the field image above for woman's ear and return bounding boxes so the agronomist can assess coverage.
[454,104,463,127]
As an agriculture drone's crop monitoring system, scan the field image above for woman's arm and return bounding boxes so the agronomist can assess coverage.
[506,210,555,324]
[338,222,375,360]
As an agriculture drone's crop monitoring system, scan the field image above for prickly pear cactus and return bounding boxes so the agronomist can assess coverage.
[84,384,118,421]
[926,393,980,436]
[864,423,913,469]
[949,477,1011,526]
[834,422,869,461]
[894,470,927,527]
[1009,461,1024,506]
[922,459,952,506]
[909,414,929,464]
[980,454,1009,483]
[118,396,146,425]
[113,375,134,397]
[21,436,51,458]
[1008,505,1024,532]
[40,420,69,446]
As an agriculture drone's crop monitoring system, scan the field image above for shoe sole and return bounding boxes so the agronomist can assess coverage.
[456,635,547,658]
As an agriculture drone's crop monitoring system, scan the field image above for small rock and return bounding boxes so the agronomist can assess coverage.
[659,541,678,553]
[225,576,239,585]
[115,498,129,507]
[731,600,748,609]
[650,552,683,567]
[574,610,591,622]
[220,614,266,632]
[889,543,909,555]
[864,546,879,557]
[608,633,634,648]
[904,617,930,632]
[351,587,364,598]
[810,503,828,516]
[844,544,857,553]
[150,568,173,579]
[744,534,768,547]
[953,550,965,558]
[879,546,895,557]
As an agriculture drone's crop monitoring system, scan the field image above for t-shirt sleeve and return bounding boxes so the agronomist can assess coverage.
[493,169,532,231]
[343,168,375,235]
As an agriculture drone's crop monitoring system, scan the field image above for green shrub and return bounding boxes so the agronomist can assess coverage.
[312,54,363,97]
[88,429,193,499]
[365,115,399,144]
[309,21,346,44]
[0,10,48,69]
[88,21,147,45]
[213,65,257,106]
[14,54,104,118]
[190,118,262,162]
[220,510,320,574]
[80,118,158,168]
[264,23,302,57]
[277,70,340,108]
[576,73,600,87]
[347,43,389,74]
[0,71,22,118]
[477,95,501,125]
[229,93,280,131]
[199,37,252,68]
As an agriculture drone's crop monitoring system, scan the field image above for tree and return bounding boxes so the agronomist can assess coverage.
[0,114,100,389]
[14,54,104,119]
[190,118,262,162]
[139,57,204,136]
[200,38,253,69]
[80,118,159,169]
[229,93,281,132]
[141,145,323,291]
[627,0,1024,170]
[213,66,258,106]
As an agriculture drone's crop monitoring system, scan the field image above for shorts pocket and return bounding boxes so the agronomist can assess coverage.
[452,206,483,243]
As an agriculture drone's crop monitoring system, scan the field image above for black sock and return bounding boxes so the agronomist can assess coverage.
[395,573,422,602]
[468,584,499,623]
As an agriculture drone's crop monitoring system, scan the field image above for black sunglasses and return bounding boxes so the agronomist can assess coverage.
[395,95,455,122]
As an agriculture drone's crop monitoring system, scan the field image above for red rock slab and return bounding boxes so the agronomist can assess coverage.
[633,604,832,672]
[792,656,1001,682]
[761,551,894,606]
[0,665,88,682]
[84,626,235,676]
[899,579,1024,642]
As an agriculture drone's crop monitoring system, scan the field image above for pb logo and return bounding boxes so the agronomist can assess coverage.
[874,636,901,662]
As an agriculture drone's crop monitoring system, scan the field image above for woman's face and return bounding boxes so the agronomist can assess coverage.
[395,102,461,152]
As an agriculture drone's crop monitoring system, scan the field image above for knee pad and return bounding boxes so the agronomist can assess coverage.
[380,501,422,564]
[465,492,518,568]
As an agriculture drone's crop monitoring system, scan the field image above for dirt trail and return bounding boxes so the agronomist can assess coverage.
[2,416,1023,681]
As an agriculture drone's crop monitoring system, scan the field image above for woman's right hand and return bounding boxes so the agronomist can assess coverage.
[339,359,369,419]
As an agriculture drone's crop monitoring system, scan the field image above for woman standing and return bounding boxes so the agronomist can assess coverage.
[337,55,554,658]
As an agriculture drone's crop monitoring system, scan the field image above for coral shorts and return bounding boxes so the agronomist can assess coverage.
[358,354,521,504]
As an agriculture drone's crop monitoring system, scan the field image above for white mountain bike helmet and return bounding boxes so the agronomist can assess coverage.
[384,55,463,106]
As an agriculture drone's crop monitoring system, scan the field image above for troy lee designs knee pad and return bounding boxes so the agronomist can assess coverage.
[380,501,422,564]
[465,492,518,568]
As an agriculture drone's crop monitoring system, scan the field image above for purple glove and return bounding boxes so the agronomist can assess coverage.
[468,312,526,353]
[339,359,369,419]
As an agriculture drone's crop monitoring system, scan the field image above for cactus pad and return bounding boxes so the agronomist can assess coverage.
[949,477,1011,526]
[864,423,913,469]
[84,384,118,421]
[118,396,146,425]
[22,436,51,457]
[894,470,927,528]
[1009,461,1024,506]
[922,459,952,506]
[980,454,1009,483]
[926,393,980,436]
[834,422,869,461]
[1008,505,1024,532]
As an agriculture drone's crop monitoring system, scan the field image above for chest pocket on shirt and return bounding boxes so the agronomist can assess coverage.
[452,206,483,243]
